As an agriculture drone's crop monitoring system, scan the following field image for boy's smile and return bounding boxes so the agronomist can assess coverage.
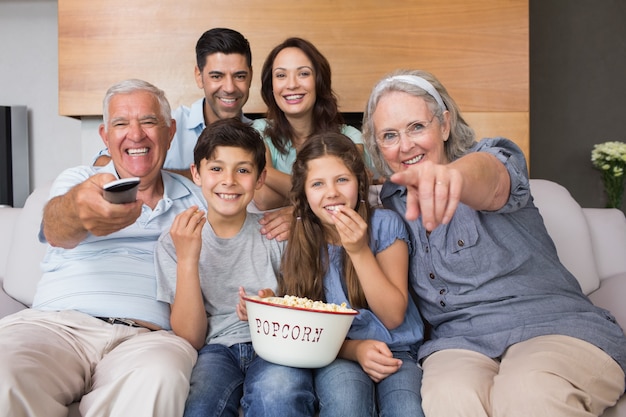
[191,146,265,235]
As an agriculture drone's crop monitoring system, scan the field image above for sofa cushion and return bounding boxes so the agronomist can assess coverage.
[4,185,50,307]
[588,272,626,332]
[0,284,27,317]
[529,179,600,295]
[583,208,626,281]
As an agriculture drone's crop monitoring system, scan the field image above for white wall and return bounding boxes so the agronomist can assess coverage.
[81,117,105,165]
[0,0,91,190]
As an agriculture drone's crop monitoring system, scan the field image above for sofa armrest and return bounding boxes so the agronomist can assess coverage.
[4,185,49,307]
[0,207,21,282]
[0,287,26,318]
[530,179,600,294]
[583,208,626,281]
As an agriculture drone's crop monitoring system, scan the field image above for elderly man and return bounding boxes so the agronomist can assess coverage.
[94,28,253,177]
[0,79,206,417]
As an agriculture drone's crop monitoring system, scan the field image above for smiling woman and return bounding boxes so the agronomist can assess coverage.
[361,68,626,417]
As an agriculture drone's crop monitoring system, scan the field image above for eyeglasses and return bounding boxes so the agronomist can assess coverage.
[375,115,437,148]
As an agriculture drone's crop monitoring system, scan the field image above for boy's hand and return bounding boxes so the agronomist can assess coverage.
[236,287,276,321]
[169,206,206,263]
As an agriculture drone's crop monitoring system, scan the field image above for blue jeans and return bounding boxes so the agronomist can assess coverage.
[184,343,316,417]
[315,358,376,417]
[314,352,424,417]
[376,351,424,417]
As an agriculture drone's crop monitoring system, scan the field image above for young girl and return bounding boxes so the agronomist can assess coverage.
[280,132,425,417]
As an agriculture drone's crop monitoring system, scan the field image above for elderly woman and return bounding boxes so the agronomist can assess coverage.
[362,69,626,417]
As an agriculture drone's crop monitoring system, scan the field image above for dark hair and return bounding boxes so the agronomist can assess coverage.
[279,132,371,308]
[193,118,266,177]
[196,28,252,71]
[260,37,345,155]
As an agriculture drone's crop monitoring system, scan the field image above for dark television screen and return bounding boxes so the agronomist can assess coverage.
[0,106,13,206]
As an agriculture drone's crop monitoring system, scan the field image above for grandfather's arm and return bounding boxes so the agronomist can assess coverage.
[43,174,142,249]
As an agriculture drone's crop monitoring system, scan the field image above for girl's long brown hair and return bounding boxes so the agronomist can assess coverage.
[278,132,371,308]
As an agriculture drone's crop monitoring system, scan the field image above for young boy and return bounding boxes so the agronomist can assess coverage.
[154,118,315,417]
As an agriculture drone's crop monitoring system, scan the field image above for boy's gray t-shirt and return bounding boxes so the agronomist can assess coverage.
[155,212,285,347]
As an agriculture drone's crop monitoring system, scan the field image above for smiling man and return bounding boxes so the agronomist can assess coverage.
[93,28,253,180]
[0,79,206,417]
[164,28,253,178]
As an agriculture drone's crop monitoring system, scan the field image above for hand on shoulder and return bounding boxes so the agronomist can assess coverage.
[259,206,293,241]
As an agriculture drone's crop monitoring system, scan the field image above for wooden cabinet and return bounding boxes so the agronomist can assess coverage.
[58,0,528,157]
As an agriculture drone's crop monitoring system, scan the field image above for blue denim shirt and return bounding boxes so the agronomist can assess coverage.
[324,209,424,354]
[380,138,626,374]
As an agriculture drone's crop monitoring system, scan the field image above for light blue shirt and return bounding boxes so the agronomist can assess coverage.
[325,209,424,353]
[165,97,206,170]
[252,118,365,174]
[166,98,253,170]
[32,163,206,330]
[381,137,626,373]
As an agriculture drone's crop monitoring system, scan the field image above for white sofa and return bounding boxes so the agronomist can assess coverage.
[1,179,626,417]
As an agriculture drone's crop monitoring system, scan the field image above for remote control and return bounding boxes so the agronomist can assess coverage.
[103,177,140,204]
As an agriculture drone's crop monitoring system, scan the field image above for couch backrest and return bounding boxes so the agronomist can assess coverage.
[582,208,626,280]
[529,179,600,294]
[3,185,50,306]
[2,180,607,306]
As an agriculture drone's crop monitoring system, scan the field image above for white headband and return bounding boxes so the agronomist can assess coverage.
[375,75,447,111]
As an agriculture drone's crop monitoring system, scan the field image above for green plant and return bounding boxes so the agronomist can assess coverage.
[591,141,626,209]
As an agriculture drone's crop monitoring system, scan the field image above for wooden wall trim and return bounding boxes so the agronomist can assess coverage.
[465,112,530,167]
[58,0,528,157]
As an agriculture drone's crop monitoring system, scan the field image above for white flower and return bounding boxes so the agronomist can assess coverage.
[591,141,626,169]
[592,141,626,208]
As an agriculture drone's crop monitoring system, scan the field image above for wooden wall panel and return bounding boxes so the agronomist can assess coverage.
[58,0,528,155]
[465,112,529,166]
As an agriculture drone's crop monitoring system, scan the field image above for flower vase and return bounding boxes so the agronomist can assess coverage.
[603,170,625,209]
[592,141,626,210]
